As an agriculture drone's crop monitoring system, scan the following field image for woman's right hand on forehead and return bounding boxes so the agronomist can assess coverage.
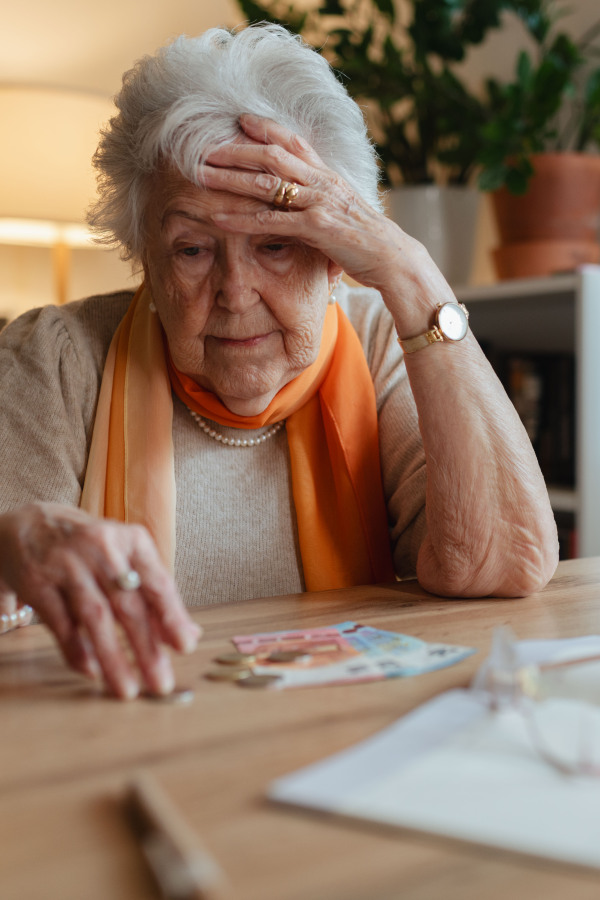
[0,503,201,700]
[199,115,439,322]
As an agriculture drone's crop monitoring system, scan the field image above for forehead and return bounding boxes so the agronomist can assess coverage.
[147,167,266,231]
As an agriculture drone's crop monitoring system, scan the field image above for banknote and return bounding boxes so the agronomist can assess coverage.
[232,622,475,689]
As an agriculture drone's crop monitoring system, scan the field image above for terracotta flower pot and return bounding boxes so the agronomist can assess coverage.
[491,153,600,279]
[493,239,600,280]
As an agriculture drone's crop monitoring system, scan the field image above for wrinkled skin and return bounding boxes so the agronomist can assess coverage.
[0,505,200,699]
[0,115,559,697]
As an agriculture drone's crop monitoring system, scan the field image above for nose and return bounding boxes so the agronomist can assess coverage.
[214,243,260,313]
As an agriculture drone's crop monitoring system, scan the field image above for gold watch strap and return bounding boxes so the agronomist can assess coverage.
[399,325,445,354]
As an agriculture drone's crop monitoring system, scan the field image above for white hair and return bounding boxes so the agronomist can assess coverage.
[87,23,383,260]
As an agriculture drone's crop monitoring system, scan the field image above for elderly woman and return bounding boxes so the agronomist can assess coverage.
[0,24,557,699]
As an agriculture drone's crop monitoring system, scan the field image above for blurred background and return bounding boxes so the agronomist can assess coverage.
[1,0,598,320]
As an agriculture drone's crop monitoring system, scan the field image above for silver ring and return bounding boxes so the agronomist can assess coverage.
[115,569,142,591]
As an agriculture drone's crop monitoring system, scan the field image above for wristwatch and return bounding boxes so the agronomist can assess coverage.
[398,301,469,354]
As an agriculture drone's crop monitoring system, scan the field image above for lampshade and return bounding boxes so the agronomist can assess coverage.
[0,86,114,222]
[0,87,136,314]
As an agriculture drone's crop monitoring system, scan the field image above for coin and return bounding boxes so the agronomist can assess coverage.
[265,649,311,664]
[204,667,252,682]
[214,651,257,665]
[236,674,282,689]
[144,687,195,704]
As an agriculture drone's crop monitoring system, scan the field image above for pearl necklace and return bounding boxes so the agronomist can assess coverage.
[188,409,285,447]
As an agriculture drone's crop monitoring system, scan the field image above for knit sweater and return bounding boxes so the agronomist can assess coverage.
[0,283,426,607]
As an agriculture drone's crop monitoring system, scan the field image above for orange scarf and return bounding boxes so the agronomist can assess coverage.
[81,284,395,590]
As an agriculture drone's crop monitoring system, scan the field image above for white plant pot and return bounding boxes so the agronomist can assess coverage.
[387,185,480,287]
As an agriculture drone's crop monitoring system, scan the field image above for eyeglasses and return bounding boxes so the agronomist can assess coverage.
[479,627,600,777]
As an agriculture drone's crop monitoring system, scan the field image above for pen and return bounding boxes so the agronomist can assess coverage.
[124,771,226,900]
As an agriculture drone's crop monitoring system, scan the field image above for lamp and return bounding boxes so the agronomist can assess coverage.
[0,87,134,314]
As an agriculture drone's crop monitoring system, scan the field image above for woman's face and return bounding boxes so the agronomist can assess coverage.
[142,170,338,416]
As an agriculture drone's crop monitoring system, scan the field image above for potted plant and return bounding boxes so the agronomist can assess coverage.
[475,3,600,278]
[235,0,538,285]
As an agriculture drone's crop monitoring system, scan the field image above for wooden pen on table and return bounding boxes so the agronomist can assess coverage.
[124,771,226,900]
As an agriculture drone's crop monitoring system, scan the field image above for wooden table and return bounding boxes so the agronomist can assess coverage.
[2,557,600,900]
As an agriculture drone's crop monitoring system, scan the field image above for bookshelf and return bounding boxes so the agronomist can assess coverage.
[456,264,600,559]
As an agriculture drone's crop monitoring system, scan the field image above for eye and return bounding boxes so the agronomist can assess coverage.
[262,241,291,254]
[181,246,201,257]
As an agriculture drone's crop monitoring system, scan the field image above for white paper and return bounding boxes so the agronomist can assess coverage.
[268,636,600,870]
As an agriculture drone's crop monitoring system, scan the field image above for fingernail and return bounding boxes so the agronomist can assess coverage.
[83,657,102,680]
[155,658,175,695]
[122,678,140,701]
[241,113,259,124]
[256,173,274,190]
[182,628,201,654]
[19,605,34,625]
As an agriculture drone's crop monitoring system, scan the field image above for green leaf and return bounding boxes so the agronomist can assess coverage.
[516,50,532,87]
[505,167,530,195]
[578,67,600,148]
[477,165,510,192]
[232,0,600,187]
[513,1,554,43]
[584,67,600,106]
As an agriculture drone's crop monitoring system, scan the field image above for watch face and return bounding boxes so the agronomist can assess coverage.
[437,302,468,341]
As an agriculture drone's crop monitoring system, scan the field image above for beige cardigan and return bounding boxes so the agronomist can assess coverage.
[0,283,426,607]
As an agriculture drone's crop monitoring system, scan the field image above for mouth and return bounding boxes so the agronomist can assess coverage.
[212,332,273,349]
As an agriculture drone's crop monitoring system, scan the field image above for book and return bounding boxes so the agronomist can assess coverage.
[500,352,575,488]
